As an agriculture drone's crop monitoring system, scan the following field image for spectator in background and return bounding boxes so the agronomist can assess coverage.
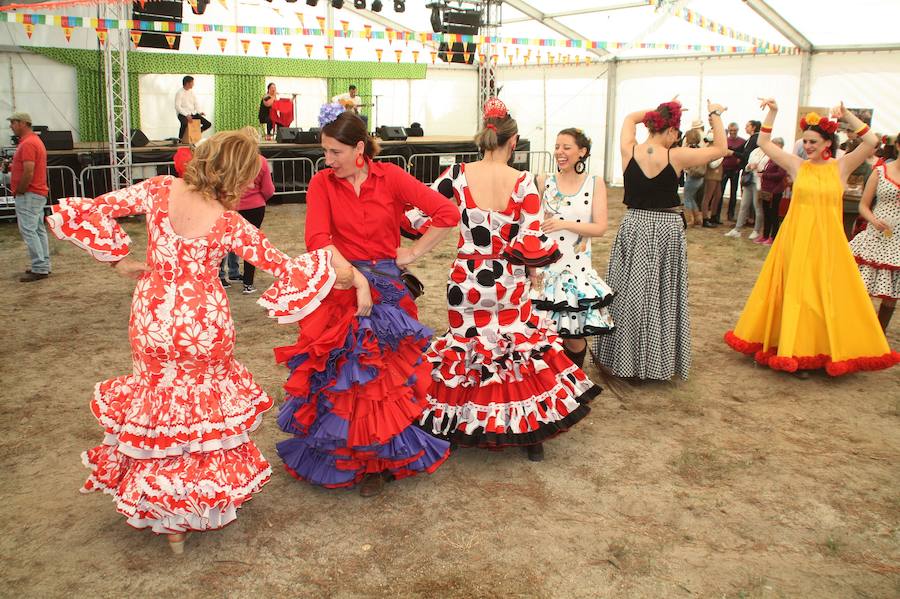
[220,155,275,294]
[175,76,211,141]
[758,137,788,244]
[718,121,745,223]
[3,112,51,282]
[682,123,706,227]
[701,130,725,228]
[726,140,766,240]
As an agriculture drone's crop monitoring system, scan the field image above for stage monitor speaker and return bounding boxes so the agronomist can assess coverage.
[295,130,320,144]
[118,129,150,147]
[378,126,407,141]
[39,130,74,151]
[276,127,300,143]
[405,123,424,137]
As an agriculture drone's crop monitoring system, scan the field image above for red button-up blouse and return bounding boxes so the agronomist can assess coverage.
[305,159,459,261]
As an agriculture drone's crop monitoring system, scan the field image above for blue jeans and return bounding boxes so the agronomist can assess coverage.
[683,175,703,212]
[219,253,240,280]
[16,192,51,274]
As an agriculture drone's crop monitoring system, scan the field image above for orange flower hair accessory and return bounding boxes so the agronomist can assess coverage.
[483,97,508,120]
[800,111,838,135]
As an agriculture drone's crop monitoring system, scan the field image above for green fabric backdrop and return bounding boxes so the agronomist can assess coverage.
[32,47,425,141]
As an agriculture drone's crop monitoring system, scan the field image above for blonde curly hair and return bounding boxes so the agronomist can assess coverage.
[182,127,261,209]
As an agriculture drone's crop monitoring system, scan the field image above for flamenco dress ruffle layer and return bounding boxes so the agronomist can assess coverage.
[419,167,598,448]
[47,182,335,533]
[532,271,615,337]
[274,260,449,489]
[724,162,900,375]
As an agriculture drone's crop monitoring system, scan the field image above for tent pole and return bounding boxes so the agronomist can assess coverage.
[604,59,618,184]
[798,49,812,106]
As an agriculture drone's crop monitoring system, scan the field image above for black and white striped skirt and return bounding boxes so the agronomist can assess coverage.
[592,209,691,380]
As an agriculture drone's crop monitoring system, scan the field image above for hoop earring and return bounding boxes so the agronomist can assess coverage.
[821,148,831,160]
[574,157,586,174]
[355,154,366,168]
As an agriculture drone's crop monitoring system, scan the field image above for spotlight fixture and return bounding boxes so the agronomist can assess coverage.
[306,0,318,6]
[354,0,366,7]
[331,0,343,7]
[393,0,404,12]
[371,0,382,12]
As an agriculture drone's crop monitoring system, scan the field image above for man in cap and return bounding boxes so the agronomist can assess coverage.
[3,112,51,281]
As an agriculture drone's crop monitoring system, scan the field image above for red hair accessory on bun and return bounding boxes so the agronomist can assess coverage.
[486,124,497,131]
[483,97,508,120]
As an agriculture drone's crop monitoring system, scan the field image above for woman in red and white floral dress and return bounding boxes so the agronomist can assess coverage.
[46,129,341,553]
[418,99,599,462]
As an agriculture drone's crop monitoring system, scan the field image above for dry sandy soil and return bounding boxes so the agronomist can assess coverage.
[1,189,898,599]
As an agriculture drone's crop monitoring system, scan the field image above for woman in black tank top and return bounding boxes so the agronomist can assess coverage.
[259,82,277,136]
[593,99,727,381]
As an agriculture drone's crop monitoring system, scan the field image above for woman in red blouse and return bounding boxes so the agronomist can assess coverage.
[274,111,460,497]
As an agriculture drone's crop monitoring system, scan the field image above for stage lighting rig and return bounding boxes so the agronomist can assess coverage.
[394,0,404,12]
[354,0,366,8]
[332,0,343,7]
[371,0,382,11]
[427,2,441,32]
[306,0,318,6]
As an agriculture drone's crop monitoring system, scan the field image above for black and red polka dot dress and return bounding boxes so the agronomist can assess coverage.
[418,164,599,448]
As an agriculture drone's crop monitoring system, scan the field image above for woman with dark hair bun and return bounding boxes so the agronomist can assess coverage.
[419,98,599,463]
[594,98,728,381]
[725,99,898,376]
[531,127,614,370]
[272,107,460,497]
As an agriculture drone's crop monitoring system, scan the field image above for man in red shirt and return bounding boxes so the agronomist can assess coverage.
[3,113,51,281]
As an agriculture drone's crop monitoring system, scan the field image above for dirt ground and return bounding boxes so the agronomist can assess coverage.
[1,188,898,599]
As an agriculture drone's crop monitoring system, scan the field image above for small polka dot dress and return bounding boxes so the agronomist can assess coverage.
[418,164,599,448]
[850,164,900,299]
[532,174,614,338]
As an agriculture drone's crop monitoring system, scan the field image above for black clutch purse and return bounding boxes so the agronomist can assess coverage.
[399,271,425,299]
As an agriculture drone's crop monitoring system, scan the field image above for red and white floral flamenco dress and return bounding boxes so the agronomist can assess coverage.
[46,175,334,533]
[418,164,599,448]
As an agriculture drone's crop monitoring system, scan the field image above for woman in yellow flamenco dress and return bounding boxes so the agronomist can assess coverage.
[725,99,900,376]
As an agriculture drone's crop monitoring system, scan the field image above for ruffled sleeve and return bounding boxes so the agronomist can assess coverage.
[45,176,160,262]
[503,172,561,267]
[257,249,336,324]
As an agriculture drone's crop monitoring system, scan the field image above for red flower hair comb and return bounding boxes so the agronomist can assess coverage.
[483,97,508,120]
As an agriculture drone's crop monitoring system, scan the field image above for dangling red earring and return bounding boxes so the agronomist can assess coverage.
[821,148,831,160]
[355,154,366,168]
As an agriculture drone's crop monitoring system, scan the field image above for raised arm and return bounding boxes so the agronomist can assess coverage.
[833,102,879,182]
[755,98,803,180]
[671,100,728,170]
[620,109,650,165]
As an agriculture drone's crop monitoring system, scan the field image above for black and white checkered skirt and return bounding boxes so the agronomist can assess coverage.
[592,209,691,380]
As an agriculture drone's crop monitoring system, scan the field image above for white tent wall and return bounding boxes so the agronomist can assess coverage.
[498,65,609,178]
[372,78,410,132]
[0,51,79,146]
[807,52,900,135]
[409,67,478,137]
[266,76,329,131]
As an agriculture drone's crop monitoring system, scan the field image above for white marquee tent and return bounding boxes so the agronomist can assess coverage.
[1,0,898,183]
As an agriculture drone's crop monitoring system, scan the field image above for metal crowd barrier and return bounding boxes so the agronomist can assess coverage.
[0,165,79,221]
[79,161,178,199]
[267,156,316,200]
[407,152,481,186]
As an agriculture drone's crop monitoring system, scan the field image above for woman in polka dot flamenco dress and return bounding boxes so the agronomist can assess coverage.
[418,99,599,462]
[45,130,339,553]
[532,128,614,369]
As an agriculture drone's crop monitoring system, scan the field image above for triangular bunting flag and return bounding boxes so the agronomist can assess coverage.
[364,24,372,40]
[344,46,352,59]
[305,44,313,58]
[192,35,202,50]
[412,50,419,63]
[240,39,250,54]
[130,30,142,46]
[295,13,304,27]
[283,42,292,57]
[96,28,108,46]
[478,53,485,65]
[63,26,74,42]
[394,49,402,63]
[217,37,227,52]
[262,41,271,55]
[217,0,227,7]
[138,0,146,8]
[340,20,349,36]
[23,23,34,39]
[430,51,437,64]
[165,34,176,49]
[375,48,383,62]
[325,45,333,59]
[316,16,325,32]
[187,0,197,10]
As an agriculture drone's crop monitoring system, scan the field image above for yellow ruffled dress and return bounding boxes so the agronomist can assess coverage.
[725,161,899,375]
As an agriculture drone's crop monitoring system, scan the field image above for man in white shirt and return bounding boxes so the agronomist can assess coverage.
[175,76,211,140]
[331,84,362,114]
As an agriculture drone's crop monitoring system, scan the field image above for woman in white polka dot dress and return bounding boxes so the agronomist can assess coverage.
[850,134,900,330]
[532,128,615,369]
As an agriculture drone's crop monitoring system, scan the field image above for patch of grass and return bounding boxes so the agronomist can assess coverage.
[670,445,736,485]
[823,535,843,556]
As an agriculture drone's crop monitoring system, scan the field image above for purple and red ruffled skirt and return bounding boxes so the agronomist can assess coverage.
[275,260,449,488]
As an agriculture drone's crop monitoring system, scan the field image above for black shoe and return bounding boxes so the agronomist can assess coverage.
[710,216,721,225]
[19,271,49,282]
[220,279,231,288]
[228,274,243,282]
[526,443,544,462]
[702,219,717,228]
[26,269,51,275]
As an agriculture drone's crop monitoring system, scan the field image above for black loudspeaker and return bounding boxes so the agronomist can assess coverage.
[117,129,150,147]
[378,126,407,141]
[295,130,320,144]
[39,130,74,151]
[276,127,300,143]
[405,123,424,137]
